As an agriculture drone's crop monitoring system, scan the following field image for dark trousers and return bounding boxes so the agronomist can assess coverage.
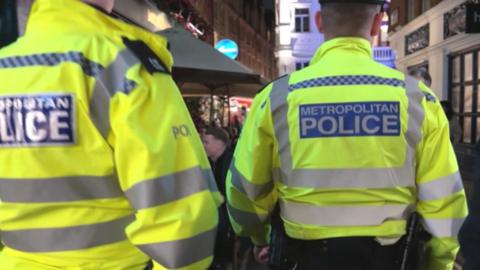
[460,216,480,270]
[459,177,480,270]
[278,236,403,270]
[209,204,235,269]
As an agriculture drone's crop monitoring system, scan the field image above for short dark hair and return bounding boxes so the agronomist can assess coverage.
[205,127,230,146]
[409,67,432,87]
[320,3,381,37]
[319,0,385,4]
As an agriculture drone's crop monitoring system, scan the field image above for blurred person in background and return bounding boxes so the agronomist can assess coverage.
[440,100,462,143]
[227,1,467,269]
[203,127,235,269]
[409,67,432,87]
[409,68,462,144]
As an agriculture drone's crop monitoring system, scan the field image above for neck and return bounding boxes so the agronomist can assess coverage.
[82,0,113,13]
[323,33,372,42]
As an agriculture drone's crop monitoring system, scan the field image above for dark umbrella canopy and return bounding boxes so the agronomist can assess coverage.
[178,82,267,98]
[158,26,264,86]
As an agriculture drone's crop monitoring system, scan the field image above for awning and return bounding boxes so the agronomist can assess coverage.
[158,26,266,96]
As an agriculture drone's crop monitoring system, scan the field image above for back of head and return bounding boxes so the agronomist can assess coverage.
[205,127,230,147]
[408,67,432,87]
[320,1,381,39]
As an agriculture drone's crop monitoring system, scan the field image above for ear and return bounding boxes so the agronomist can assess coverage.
[106,0,115,13]
[370,12,384,37]
[315,11,324,33]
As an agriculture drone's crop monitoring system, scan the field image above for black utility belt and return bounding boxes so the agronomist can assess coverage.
[287,235,405,251]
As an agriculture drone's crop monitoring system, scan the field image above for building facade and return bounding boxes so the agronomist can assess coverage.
[275,0,396,76]
[389,0,480,180]
[166,0,278,81]
[0,0,18,48]
[276,0,324,76]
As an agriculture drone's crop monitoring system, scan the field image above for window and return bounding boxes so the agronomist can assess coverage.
[449,48,480,144]
[296,61,309,70]
[295,8,310,32]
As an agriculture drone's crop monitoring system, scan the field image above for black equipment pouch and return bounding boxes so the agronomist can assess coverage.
[400,212,432,270]
[268,205,285,269]
[268,205,299,270]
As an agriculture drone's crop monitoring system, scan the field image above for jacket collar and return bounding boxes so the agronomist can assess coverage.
[310,37,373,65]
[25,0,172,69]
[26,0,158,45]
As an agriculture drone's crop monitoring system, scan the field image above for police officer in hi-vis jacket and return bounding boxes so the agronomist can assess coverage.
[226,1,468,269]
[0,0,221,269]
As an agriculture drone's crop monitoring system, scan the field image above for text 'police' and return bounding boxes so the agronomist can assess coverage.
[0,94,75,146]
[299,102,401,138]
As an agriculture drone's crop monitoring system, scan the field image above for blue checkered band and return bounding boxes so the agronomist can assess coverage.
[122,79,138,94]
[0,51,104,77]
[288,75,406,92]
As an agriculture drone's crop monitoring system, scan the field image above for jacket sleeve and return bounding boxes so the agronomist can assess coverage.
[226,85,278,246]
[108,62,221,269]
[415,83,468,270]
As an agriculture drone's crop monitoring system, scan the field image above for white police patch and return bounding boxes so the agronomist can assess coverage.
[299,102,401,138]
[0,93,75,146]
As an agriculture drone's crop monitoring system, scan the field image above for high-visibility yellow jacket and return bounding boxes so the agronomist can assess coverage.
[0,1,221,269]
[227,37,468,270]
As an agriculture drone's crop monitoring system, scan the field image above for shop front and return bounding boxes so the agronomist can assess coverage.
[389,0,480,182]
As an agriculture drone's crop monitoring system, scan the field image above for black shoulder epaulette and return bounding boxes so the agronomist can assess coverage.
[122,37,170,75]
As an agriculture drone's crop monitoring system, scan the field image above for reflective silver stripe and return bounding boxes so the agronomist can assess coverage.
[277,168,412,189]
[96,49,140,96]
[90,49,140,138]
[280,200,412,226]
[230,158,274,200]
[404,76,425,150]
[138,227,216,269]
[125,167,215,210]
[227,203,268,228]
[270,76,293,180]
[1,215,134,252]
[422,217,465,237]
[417,172,464,201]
[398,75,425,188]
[0,175,123,203]
[269,75,426,190]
